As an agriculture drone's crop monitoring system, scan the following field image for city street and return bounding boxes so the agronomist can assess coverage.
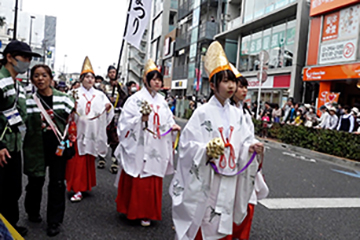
[17,119,360,240]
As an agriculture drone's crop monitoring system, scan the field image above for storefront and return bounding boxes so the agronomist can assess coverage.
[247,74,291,106]
[303,0,360,112]
[171,79,188,96]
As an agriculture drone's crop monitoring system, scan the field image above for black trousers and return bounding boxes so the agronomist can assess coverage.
[24,142,67,225]
[0,151,22,227]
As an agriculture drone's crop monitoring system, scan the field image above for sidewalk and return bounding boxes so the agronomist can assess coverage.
[174,117,360,169]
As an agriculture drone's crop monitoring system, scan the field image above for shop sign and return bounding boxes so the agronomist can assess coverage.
[248,76,274,89]
[319,39,357,64]
[303,62,360,81]
[322,5,360,42]
[171,79,188,89]
[310,0,359,17]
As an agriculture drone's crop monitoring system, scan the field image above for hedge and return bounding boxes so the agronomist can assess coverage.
[253,120,360,161]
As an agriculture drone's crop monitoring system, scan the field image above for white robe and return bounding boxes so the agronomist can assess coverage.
[170,96,258,240]
[239,103,269,206]
[114,87,175,179]
[75,85,114,157]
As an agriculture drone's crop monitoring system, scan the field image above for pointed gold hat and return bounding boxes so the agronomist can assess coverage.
[81,56,94,76]
[229,63,242,78]
[144,59,159,76]
[204,41,231,79]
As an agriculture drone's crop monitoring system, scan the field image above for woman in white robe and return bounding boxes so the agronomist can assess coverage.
[230,64,269,240]
[114,59,181,227]
[170,41,264,240]
[66,57,114,202]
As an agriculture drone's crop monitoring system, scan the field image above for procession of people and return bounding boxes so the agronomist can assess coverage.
[0,39,269,239]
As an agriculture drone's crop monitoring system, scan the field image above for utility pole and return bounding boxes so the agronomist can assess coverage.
[29,16,35,46]
[13,0,18,40]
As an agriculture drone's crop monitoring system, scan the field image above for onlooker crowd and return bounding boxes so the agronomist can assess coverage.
[250,97,360,135]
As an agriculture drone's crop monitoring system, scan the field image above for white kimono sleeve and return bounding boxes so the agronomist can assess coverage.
[114,96,144,178]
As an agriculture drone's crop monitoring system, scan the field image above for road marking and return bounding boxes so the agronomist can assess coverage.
[259,198,360,209]
[282,152,316,163]
[332,169,360,179]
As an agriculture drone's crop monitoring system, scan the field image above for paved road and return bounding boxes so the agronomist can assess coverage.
[17,118,360,239]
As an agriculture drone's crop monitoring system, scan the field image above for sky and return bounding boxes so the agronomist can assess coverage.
[22,0,128,76]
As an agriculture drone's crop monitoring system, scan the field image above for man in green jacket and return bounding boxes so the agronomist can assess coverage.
[0,40,41,237]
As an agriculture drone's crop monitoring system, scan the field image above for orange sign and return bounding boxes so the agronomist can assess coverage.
[322,11,340,41]
[310,0,360,17]
[303,62,360,81]
[317,82,331,116]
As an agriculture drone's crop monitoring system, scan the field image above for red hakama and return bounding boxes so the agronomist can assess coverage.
[194,204,255,240]
[116,170,163,220]
[232,204,255,240]
[65,142,96,192]
[194,230,232,240]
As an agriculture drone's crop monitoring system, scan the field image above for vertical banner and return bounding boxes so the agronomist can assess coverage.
[124,0,152,50]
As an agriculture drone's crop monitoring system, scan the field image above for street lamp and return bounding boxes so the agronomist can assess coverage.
[29,16,35,46]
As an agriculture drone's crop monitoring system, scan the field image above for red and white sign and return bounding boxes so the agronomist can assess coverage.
[319,38,357,64]
[322,12,340,41]
[248,75,290,89]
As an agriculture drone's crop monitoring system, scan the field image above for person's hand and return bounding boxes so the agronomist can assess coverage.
[249,142,264,154]
[142,114,149,122]
[105,103,112,112]
[0,148,10,167]
[172,124,181,132]
[110,97,115,103]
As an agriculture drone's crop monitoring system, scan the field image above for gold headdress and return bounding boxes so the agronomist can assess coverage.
[144,59,159,77]
[204,41,231,79]
[81,56,94,76]
[229,63,242,78]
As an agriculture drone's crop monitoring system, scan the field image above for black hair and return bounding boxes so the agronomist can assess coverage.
[71,80,80,88]
[30,64,53,81]
[238,76,248,87]
[95,75,104,81]
[146,70,163,87]
[108,65,116,72]
[126,81,136,87]
[343,105,351,113]
[80,72,95,81]
[208,69,237,100]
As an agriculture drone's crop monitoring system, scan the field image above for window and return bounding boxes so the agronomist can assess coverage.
[269,23,286,69]
[285,20,296,67]
[249,31,262,71]
[240,35,251,72]
[244,0,255,23]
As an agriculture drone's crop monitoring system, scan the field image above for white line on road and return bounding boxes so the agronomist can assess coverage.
[282,152,316,163]
[259,198,360,209]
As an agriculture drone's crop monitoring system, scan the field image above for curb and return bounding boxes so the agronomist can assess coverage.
[174,117,360,169]
[257,137,360,169]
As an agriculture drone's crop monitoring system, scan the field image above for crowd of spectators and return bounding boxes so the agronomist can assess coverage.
[252,98,360,136]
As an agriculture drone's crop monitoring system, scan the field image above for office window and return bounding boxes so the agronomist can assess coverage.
[269,23,286,69]
[240,35,251,72]
[249,31,262,71]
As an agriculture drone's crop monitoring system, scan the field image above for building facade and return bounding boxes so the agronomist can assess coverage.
[0,0,56,81]
[215,0,310,106]
[147,0,178,90]
[120,30,148,85]
[172,0,221,97]
[303,0,360,110]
